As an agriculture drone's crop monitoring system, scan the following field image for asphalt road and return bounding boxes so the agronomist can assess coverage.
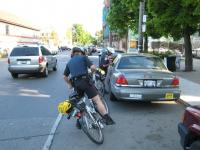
[0,52,70,150]
[0,51,185,150]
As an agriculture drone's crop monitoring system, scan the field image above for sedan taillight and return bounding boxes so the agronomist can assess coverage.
[116,74,128,85]
[39,56,44,64]
[172,77,179,87]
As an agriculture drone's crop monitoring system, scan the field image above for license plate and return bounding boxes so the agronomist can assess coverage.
[165,93,174,99]
[129,94,142,99]
[144,80,156,87]
[17,61,30,65]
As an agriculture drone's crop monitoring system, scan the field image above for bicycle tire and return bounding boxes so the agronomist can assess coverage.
[95,79,105,96]
[81,111,104,144]
[100,95,109,114]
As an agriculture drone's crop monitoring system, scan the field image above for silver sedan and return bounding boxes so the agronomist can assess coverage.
[106,53,181,102]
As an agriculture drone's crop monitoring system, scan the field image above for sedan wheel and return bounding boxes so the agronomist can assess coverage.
[109,91,117,101]
[11,73,18,79]
[53,63,57,71]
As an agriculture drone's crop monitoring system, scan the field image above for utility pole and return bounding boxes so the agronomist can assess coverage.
[138,0,145,52]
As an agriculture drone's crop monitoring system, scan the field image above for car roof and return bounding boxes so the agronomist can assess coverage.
[118,53,158,58]
[15,44,40,48]
[14,44,49,48]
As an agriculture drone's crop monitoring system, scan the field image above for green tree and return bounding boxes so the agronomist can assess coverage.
[107,0,139,37]
[66,28,72,43]
[107,0,161,52]
[148,0,200,71]
[72,24,93,45]
[93,30,103,45]
[51,31,59,46]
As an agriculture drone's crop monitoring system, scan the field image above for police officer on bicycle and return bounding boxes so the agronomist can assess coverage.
[63,47,115,128]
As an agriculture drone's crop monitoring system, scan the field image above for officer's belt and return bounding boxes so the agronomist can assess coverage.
[72,75,88,81]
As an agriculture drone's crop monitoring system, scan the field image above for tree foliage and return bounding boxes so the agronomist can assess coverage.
[72,24,93,45]
[66,28,72,43]
[148,0,200,71]
[107,0,139,37]
[107,0,200,71]
[51,31,59,46]
[92,30,103,45]
[148,0,200,40]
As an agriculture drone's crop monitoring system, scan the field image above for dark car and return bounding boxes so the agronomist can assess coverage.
[178,106,200,150]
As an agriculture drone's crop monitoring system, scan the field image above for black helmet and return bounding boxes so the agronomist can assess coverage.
[72,47,85,55]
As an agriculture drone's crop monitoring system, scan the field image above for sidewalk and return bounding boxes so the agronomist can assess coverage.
[176,58,200,106]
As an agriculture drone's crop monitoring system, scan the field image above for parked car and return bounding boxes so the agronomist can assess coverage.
[107,53,181,101]
[8,45,57,78]
[112,49,125,58]
[178,106,200,150]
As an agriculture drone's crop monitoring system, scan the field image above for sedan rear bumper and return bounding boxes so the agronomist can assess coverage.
[111,85,181,101]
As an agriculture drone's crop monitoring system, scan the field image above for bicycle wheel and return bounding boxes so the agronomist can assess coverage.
[81,111,104,144]
[95,79,105,96]
[100,95,109,114]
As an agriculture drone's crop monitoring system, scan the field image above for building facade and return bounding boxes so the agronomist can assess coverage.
[0,11,40,54]
[102,0,128,51]
[102,0,110,47]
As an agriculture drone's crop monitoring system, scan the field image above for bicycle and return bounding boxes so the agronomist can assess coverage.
[58,90,106,144]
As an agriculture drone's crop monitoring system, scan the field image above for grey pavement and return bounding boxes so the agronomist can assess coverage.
[175,58,200,106]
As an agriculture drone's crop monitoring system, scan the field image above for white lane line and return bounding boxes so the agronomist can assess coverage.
[42,113,63,150]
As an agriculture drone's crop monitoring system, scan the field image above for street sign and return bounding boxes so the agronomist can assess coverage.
[143,15,147,23]
[142,24,146,32]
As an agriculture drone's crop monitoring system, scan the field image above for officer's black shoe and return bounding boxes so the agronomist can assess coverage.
[76,119,81,129]
[103,114,115,125]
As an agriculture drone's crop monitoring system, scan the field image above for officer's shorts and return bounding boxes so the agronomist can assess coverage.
[74,79,98,99]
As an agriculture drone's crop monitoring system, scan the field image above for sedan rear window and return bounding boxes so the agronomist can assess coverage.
[10,47,39,56]
[118,56,167,70]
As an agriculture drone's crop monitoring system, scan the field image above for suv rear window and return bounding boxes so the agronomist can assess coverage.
[10,47,39,56]
[118,56,167,70]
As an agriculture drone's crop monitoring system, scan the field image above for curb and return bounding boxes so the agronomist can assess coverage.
[177,99,190,107]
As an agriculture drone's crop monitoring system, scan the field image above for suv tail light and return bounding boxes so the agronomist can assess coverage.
[8,58,10,64]
[39,56,44,64]
[172,77,179,87]
[116,74,128,85]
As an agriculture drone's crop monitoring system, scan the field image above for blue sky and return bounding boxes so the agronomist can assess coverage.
[0,0,104,35]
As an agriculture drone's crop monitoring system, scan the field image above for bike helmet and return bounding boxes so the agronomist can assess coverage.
[72,47,85,55]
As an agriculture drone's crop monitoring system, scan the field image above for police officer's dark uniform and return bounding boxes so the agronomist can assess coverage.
[64,52,98,99]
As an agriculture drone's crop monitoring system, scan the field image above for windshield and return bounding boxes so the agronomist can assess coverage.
[117,56,167,70]
[10,47,39,56]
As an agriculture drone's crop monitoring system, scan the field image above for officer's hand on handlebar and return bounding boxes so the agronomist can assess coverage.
[90,64,96,73]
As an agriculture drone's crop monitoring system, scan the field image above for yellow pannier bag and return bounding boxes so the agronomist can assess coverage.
[58,100,72,114]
